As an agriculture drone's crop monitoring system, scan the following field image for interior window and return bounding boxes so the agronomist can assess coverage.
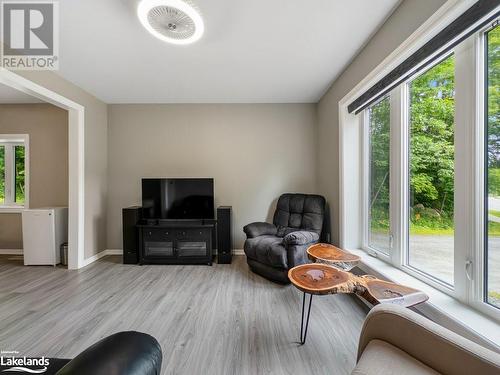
[368,96,391,255]
[408,54,455,286]
[0,139,27,207]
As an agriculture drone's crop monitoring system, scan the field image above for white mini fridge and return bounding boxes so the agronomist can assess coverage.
[22,207,68,266]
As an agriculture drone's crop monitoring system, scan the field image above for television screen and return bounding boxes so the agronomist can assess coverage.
[142,178,214,220]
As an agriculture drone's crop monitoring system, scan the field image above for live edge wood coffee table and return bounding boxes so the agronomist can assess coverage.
[307,243,361,271]
[289,247,428,344]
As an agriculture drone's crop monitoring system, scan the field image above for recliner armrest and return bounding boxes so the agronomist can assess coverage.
[56,331,162,375]
[243,222,277,238]
[282,231,319,246]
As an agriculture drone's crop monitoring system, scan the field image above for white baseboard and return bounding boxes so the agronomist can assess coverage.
[82,249,123,267]
[103,249,244,256]
[81,251,106,267]
[82,248,244,267]
[104,249,123,255]
[0,249,23,255]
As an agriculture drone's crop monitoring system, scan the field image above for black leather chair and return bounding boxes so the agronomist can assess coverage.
[0,331,162,375]
[243,193,326,283]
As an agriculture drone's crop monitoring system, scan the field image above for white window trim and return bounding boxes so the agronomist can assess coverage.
[454,36,478,306]
[471,22,500,320]
[338,0,500,346]
[0,134,29,212]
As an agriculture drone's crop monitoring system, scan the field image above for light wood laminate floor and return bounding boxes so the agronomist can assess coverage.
[0,255,367,374]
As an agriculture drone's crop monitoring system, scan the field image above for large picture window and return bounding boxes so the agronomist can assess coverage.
[485,24,499,309]
[368,96,391,255]
[359,24,500,319]
[353,11,500,324]
[407,55,456,286]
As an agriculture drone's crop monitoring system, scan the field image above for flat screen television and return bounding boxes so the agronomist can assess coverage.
[142,178,214,220]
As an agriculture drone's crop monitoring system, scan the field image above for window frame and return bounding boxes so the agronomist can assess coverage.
[403,51,458,293]
[360,26,500,321]
[474,22,500,318]
[362,70,460,298]
[0,134,29,212]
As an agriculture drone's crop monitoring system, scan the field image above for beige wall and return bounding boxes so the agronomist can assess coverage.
[316,0,446,245]
[14,71,108,258]
[0,104,68,249]
[107,104,317,249]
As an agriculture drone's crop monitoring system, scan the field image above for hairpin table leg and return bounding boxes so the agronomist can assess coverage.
[300,292,313,345]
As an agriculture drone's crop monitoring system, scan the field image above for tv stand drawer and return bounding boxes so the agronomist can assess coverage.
[177,228,211,239]
[144,228,174,241]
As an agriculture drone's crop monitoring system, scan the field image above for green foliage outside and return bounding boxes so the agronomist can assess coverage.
[369,96,390,244]
[15,146,25,204]
[487,26,500,185]
[409,55,455,218]
[369,55,457,236]
[489,290,500,306]
[0,146,4,203]
[486,26,500,245]
[488,168,500,196]
[486,26,500,308]
[0,145,25,204]
[490,210,500,218]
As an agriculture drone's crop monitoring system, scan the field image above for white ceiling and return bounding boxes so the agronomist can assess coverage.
[0,84,43,103]
[57,0,400,103]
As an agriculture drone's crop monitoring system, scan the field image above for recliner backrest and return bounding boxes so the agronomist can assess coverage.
[273,193,326,237]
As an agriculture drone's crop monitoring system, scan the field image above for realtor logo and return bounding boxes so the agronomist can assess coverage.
[1,1,59,70]
[0,351,49,373]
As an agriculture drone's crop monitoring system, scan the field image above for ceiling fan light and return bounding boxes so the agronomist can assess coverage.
[137,0,204,45]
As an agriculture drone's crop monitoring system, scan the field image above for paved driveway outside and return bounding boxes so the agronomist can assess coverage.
[371,233,499,306]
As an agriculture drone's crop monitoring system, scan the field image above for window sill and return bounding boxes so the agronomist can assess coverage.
[0,206,25,213]
[348,248,500,353]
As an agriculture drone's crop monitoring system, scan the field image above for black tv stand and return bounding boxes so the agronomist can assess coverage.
[137,219,215,265]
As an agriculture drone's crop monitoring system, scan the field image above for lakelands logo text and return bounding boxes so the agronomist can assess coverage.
[0,353,49,373]
[1,1,59,70]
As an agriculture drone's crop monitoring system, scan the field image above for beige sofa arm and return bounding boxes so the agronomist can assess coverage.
[357,304,500,375]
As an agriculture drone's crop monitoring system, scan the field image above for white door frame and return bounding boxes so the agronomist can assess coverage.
[0,68,85,269]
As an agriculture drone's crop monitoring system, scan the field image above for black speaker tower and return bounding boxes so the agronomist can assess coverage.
[122,206,141,264]
[217,206,232,264]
